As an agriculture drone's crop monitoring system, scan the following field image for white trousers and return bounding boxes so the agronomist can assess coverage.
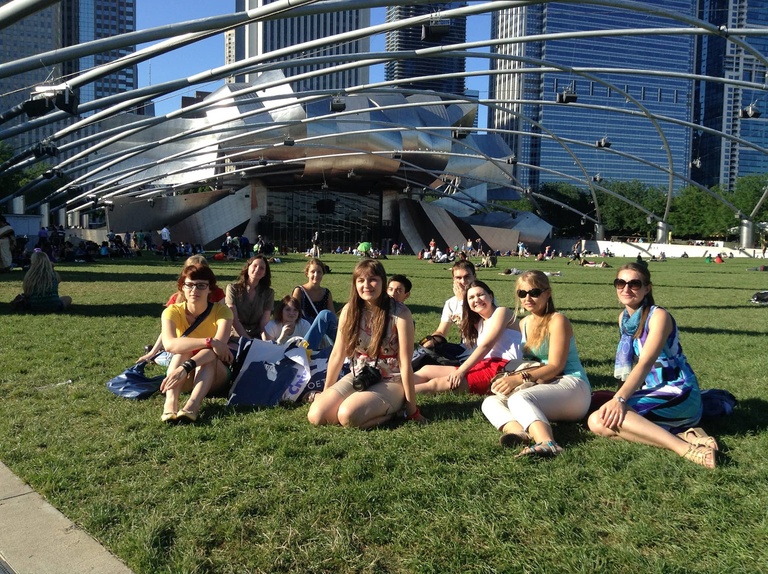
[482,375,591,432]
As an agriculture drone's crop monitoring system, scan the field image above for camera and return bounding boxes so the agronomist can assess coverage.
[352,364,382,391]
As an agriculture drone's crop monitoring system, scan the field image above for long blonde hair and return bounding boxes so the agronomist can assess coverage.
[515,270,556,353]
[23,251,57,297]
[341,259,390,358]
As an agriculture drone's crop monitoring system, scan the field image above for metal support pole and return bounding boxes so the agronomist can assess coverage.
[655,221,669,244]
[740,219,754,249]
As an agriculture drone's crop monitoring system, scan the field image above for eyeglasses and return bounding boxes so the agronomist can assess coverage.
[183,282,209,291]
[517,288,547,299]
[613,278,644,291]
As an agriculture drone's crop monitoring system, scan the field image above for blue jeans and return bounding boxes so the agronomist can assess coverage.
[305,310,337,349]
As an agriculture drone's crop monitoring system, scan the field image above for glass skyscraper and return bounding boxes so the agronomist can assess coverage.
[384,4,467,96]
[0,0,137,152]
[232,1,370,93]
[489,1,696,192]
[695,0,768,191]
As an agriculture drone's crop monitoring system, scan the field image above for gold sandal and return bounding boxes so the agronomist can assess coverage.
[682,445,716,469]
[677,427,719,451]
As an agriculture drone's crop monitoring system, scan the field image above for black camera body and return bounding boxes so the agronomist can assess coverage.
[352,364,382,391]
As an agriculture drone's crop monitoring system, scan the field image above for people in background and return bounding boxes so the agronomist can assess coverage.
[0,215,16,272]
[22,250,72,312]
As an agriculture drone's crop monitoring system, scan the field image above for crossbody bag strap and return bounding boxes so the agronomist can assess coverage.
[181,301,214,338]
[299,285,321,316]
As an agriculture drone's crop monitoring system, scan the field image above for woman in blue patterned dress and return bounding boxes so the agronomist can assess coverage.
[588,263,717,469]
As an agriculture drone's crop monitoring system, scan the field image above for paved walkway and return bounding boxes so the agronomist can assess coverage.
[0,462,133,574]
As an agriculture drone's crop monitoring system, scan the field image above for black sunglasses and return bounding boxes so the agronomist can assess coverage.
[614,278,644,290]
[517,288,547,299]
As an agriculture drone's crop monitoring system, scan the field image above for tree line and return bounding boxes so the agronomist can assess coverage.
[500,176,768,241]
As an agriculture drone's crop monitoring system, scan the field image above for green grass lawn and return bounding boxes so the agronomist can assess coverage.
[1,253,767,574]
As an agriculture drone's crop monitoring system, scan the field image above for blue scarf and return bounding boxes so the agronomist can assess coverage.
[614,306,645,381]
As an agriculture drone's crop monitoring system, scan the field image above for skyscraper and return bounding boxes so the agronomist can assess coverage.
[489,2,696,192]
[0,0,137,153]
[384,4,467,96]
[694,0,768,191]
[231,1,370,93]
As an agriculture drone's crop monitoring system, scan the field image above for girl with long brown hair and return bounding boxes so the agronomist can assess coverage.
[307,259,424,428]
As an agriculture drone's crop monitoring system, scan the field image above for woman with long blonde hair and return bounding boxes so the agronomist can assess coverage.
[22,250,72,312]
[308,259,425,428]
[482,270,590,457]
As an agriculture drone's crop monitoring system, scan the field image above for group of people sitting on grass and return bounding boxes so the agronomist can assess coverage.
[147,254,717,470]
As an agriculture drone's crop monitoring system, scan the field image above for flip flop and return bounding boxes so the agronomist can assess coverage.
[175,409,198,423]
[515,441,563,458]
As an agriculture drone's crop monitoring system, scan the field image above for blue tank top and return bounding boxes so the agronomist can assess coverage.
[522,319,590,384]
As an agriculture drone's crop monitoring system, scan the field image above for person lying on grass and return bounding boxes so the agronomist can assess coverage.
[413,280,521,395]
[587,263,717,469]
[159,265,233,424]
[482,270,591,458]
[308,259,426,428]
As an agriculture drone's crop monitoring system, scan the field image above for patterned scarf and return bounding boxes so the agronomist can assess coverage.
[614,306,645,381]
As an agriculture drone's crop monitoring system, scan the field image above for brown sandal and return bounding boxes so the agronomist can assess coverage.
[677,427,719,451]
[682,445,716,469]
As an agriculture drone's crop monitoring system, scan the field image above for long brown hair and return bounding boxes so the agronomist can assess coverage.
[460,280,495,347]
[617,262,654,339]
[341,259,391,358]
[232,255,271,293]
[515,270,556,353]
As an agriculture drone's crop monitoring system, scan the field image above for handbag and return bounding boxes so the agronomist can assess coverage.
[490,360,542,398]
[106,361,166,400]
[106,302,214,399]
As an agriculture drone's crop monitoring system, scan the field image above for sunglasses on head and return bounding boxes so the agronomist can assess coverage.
[517,288,547,299]
[613,278,644,290]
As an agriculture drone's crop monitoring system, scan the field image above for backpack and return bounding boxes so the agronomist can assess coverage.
[750,291,768,305]
[700,389,737,419]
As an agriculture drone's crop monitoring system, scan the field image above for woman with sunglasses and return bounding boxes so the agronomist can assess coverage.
[587,263,716,469]
[482,270,590,457]
[160,265,233,423]
[412,280,521,394]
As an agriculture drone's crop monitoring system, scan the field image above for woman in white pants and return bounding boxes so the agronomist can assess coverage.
[482,270,591,457]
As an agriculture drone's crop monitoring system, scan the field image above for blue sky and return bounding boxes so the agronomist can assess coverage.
[136,1,492,116]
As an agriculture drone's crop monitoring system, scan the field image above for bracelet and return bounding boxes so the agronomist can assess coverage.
[205,337,212,349]
[404,407,421,420]
[181,359,197,373]
[520,371,532,382]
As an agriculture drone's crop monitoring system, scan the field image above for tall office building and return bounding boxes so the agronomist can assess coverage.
[231,1,370,93]
[0,0,137,153]
[489,2,696,192]
[384,4,467,96]
[694,0,768,191]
